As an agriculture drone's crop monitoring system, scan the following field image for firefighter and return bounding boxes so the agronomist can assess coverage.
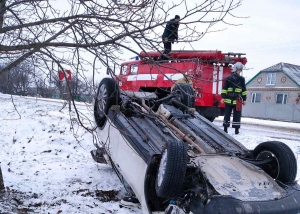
[171,72,193,91]
[220,62,247,134]
[160,15,180,60]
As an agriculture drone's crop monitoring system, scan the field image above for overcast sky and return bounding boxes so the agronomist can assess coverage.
[52,0,300,82]
[172,0,300,81]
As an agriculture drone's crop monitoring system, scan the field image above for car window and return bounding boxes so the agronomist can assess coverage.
[121,65,128,75]
[130,65,138,75]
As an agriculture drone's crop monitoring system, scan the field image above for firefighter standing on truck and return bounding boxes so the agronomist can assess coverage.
[220,62,247,135]
[160,15,180,60]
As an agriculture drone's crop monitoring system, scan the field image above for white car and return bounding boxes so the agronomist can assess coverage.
[91,78,300,214]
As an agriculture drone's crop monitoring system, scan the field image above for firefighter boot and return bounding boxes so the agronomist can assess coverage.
[235,128,239,135]
[224,127,228,133]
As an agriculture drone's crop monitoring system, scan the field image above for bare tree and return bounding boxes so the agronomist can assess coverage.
[0,61,33,95]
[0,0,246,206]
[0,0,244,126]
[0,0,244,74]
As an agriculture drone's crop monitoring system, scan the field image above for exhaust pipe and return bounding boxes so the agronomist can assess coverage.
[170,118,216,154]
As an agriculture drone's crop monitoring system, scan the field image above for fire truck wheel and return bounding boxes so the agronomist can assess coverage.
[172,83,195,108]
[196,107,220,122]
[94,78,119,128]
[206,117,215,122]
[253,141,297,183]
[155,140,187,198]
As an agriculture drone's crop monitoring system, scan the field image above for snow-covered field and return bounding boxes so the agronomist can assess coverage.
[0,94,140,214]
[0,93,299,213]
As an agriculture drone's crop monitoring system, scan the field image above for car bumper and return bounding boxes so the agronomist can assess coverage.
[190,190,300,214]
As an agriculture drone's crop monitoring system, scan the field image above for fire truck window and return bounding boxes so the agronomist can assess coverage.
[121,66,128,75]
[130,65,138,74]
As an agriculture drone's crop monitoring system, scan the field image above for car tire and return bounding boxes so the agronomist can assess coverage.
[94,78,119,127]
[253,141,297,183]
[172,83,195,108]
[155,140,187,198]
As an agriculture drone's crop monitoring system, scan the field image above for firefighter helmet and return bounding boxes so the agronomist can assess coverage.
[232,62,244,73]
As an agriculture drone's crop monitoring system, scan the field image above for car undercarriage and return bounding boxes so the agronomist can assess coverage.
[92,78,300,214]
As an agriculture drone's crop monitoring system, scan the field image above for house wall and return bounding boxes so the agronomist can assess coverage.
[242,103,300,122]
[244,70,300,122]
[247,71,299,88]
[248,90,300,104]
[247,71,300,104]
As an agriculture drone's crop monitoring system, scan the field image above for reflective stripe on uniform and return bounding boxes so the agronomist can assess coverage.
[223,120,230,126]
[224,99,231,104]
[242,91,247,96]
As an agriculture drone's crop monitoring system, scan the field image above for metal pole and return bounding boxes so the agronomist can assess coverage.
[50,61,53,87]
[66,71,71,112]
[0,162,5,192]
[58,64,62,99]
[69,92,71,112]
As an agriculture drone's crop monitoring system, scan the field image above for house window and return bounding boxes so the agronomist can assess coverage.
[276,93,288,104]
[251,93,261,103]
[121,65,128,75]
[267,73,276,85]
[130,65,138,74]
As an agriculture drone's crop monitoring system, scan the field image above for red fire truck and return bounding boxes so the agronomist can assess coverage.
[115,50,247,121]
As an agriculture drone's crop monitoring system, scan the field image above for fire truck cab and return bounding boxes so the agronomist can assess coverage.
[115,50,247,121]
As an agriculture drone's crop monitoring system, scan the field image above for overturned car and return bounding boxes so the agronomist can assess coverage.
[92,77,300,214]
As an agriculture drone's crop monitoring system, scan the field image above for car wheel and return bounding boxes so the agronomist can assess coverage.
[94,78,119,127]
[253,141,297,183]
[156,140,187,198]
[172,83,195,108]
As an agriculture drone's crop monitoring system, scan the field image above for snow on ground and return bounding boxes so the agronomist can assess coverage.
[0,94,140,214]
[215,116,300,132]
[215,116,300,180]
[0,93,299,213]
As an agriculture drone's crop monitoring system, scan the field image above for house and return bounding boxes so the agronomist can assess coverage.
[242,62,300,122]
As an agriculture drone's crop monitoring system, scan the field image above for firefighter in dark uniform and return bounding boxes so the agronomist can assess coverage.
[220,62,247,134]
[160,15,180,60]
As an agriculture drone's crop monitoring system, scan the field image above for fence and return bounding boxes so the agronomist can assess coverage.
[242,103,300,123]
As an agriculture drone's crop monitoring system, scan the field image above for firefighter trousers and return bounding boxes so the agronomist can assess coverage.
[161,38,173,60]
[223,104,241,128]
[163,41,172,55]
